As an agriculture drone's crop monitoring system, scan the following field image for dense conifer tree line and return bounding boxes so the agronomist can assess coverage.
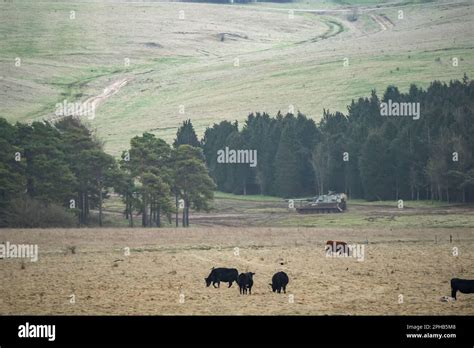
[1,77,472,227]
[201,76,474,202]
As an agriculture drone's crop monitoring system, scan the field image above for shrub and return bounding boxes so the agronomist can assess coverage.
[3,196,77,228]
[347,8,359,22]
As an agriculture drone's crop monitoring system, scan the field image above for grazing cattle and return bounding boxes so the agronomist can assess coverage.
[237,272,255,295]
[325,240,350,256]
[205,267,238,288]
[451,278,474,300]
[270,271,289,294]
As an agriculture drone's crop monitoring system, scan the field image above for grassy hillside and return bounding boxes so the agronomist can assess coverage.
[0,0,473,156]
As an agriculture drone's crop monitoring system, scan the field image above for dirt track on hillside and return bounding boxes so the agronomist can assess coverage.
[83,77,133,112]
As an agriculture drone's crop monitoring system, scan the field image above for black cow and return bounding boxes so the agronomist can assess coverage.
[237,272,255,295]
[270,271,289,294]
[205,267,238,288]
[451,278,474,300]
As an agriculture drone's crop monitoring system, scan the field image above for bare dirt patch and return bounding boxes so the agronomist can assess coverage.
[370,14,395,31]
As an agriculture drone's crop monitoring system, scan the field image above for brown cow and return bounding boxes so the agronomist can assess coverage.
[325,240,350,256]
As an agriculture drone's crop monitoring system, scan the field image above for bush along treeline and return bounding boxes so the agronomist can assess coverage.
[0,117,215,228]
[199,76,474,202]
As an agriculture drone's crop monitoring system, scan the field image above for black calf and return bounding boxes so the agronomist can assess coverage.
[237,272,255,295]
[270,271,289,294]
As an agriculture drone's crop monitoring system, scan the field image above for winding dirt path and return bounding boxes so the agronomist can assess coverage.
[83,77,133,111]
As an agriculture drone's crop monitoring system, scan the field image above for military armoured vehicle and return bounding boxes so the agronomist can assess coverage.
[292,191,347,214]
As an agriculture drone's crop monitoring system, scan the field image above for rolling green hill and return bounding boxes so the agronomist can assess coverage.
[0,0,473,155]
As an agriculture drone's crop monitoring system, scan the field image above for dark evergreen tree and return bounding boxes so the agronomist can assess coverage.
[174,119,200,148]
[274,121,302,197]
[172,145,216,227]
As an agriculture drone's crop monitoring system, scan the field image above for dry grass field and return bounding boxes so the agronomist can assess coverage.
[1,0,473,155]
[1,0,473,317]
[1,226,473,315]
